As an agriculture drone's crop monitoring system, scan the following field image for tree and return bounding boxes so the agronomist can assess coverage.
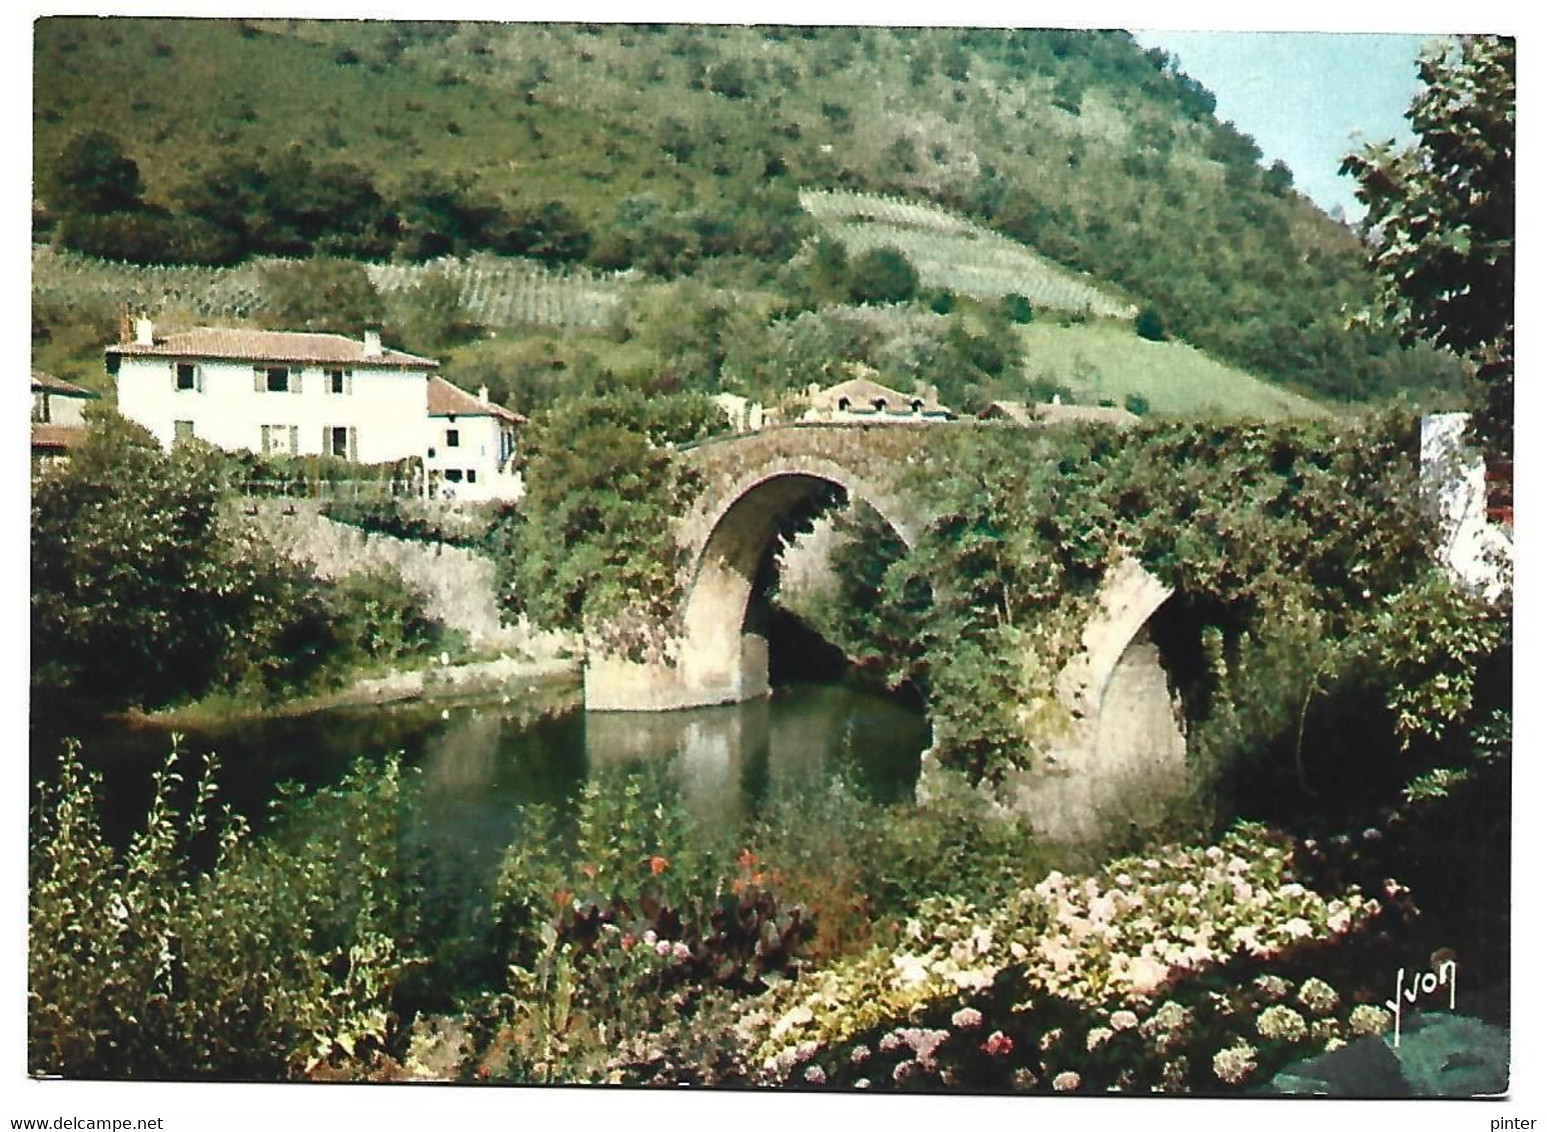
[47,130,145,215]
[1342,36,1515,456]
[1135,306,1167,342]
[259,259,385,335]
[30,412,325,708]
[489,389,725,644]
[847,246,919,305]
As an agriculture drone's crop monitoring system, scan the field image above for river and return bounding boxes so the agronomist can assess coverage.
[29,677,931,1001]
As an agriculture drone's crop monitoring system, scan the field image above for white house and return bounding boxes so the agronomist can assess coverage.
[109,321,440,465]
[31,369,100,467]
[425,376,525,503]
[107,320,525,500]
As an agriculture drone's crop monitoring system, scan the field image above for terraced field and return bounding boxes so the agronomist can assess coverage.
[32,247,635,330]
[800,189,1137,319]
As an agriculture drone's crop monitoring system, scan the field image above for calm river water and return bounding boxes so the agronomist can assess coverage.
[30,679,929,996]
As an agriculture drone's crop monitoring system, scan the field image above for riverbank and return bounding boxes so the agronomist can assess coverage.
[119,652,583,732]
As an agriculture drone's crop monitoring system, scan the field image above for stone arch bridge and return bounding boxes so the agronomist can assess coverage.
[584,422,1185,839]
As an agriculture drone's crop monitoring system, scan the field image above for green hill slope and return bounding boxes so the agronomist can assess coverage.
[32,18,1465,409]
[1015,321,1325,419]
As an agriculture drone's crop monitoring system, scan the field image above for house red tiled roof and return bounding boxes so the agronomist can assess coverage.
[427,376,524,423]
[32,370,98,397]
[106,328,438,369]
[31,423,88,451]
[811,376,950,416]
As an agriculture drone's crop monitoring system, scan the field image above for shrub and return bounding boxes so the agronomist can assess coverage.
[29,745,419,1079]
[1001,293,1033,323]
[847,245,920,305]
[1135,305,1167,341]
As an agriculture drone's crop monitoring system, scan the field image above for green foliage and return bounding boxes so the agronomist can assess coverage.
[819,412,1499,795]
[1135,305,1167,341]
[47,129,146,215]
[1124,392,1151,416]
[1000,293,1033,323]
[31,411,443,710]
[488,388,724,647]
[1342,36,1514,454]
[259,258,385,334]
[29,745,420,1079]
[846,245,920,305]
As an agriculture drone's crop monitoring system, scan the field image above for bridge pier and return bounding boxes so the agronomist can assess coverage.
[583,632,769,712]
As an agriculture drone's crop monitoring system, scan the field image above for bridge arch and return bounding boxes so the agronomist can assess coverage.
[677,457,917,704]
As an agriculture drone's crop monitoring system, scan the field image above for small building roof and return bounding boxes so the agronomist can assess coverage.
[810,376,950,417]
[106,328,438,370]
[32,370,99,398]
[427,376,524,423]
[1031,402,1139,426]
[978,400,1032,424]
[31,423,89,452]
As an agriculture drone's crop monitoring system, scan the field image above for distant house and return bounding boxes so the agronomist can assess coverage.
[425,376,525,502]
[713,392,765,433]
[31,370,100,466]
[803,374,952,423]
[107,320,524,500]
[978,399,1138,427]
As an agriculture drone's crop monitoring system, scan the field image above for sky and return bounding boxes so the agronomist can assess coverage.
[1130,30,1435,221]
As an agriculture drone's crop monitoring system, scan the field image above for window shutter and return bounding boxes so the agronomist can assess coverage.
[195,365,205,393]
[348,426,358,463]
[254,368,264,393]
[260,424,271,454]
[347,371,354,395]
[170,362,178,391]
[291,369,302,395]
[322,426,331,456]
[289,425,299,454]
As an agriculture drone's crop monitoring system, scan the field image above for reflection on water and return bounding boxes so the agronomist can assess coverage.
[31,679,928,861]
[30,680,928,1000]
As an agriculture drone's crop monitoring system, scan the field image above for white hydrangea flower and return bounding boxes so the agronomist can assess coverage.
[1256,1004,1308,1043]
[1211,1042,1258,1085]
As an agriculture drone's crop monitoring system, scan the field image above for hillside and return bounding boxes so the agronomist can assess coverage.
[32,18,1465,410]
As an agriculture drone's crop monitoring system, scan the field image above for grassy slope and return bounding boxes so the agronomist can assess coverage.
[1015,321,1325,419]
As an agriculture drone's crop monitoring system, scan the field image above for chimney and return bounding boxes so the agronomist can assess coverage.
[477,385,490,405]
[363,329,382,358]
[134,317,155,347]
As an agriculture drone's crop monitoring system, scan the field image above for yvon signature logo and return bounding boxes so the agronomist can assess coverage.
[1385,955,1457,1047]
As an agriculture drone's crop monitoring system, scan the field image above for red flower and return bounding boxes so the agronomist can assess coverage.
[580,863,598,880]
[649,855,670,876]
[738,848,758,871]
[981,1031,1014,1056]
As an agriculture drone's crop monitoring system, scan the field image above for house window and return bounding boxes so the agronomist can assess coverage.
[174,420,195,443]
[467,469,477,484]
[266,367,290,393]
[446,428,460,448]
[326,369,351,394]
[175,363,198,391]
[261,424,298,455]
[445,469,464,483]
[31,392,48,424]
[328,426,349,459]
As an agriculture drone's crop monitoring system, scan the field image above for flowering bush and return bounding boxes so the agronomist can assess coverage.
[741,823,1389,1093]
